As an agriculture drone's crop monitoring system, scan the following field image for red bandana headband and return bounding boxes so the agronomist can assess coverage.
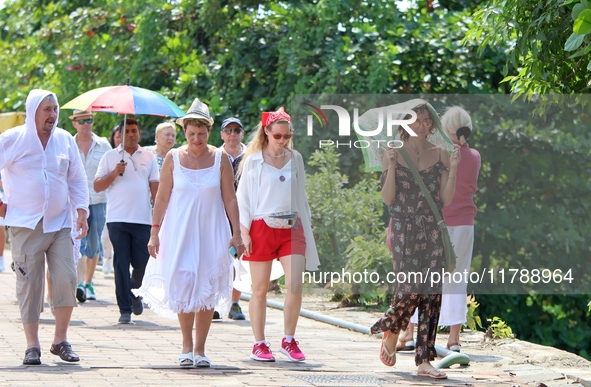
[261,107,291,128]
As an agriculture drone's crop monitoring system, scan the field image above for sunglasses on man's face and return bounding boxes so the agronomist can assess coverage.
[222,127,242,134]
[269,133,292,140]
[76,118,93,125]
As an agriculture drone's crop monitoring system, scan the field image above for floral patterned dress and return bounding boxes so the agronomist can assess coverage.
[371,156,447,366]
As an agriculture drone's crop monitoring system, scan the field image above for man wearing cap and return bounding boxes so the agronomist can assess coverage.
[0,89,89,365]
[215,117,247,320]
[94,117,159,324]
[70,110,112,303]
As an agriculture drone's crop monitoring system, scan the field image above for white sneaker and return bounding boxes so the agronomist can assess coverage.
[102,257,113,275]
[0,256,5,272]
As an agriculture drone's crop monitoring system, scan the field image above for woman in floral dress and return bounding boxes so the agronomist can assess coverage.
[371,102,461,379]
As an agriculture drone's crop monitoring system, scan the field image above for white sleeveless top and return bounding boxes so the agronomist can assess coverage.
[133,147,233,318]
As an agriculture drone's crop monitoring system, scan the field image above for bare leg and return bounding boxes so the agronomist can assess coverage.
[279,254,305,336]
[178,312,195,354]
[448,323,461,347]
[85,254,99,283]
[52,306,73,344]
[23,322,40,350]
[194,308,215,356]
[248,261,273,341]
[397,323,415,348]
[231,288,241,303]
[76,257,86,283]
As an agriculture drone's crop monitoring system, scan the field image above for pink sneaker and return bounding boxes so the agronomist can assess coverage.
[250,342,275,362]
[280,338,306,361]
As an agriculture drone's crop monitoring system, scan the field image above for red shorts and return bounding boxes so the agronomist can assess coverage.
[244,219,307,262]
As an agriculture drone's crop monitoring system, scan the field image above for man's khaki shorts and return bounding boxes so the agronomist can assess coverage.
[10,219,77,324]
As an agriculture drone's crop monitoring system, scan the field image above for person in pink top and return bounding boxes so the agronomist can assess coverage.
[439,106,481,351]
[397,106,481,353]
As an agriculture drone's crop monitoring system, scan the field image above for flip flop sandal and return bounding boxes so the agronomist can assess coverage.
[194,355,211,368]
[396,339,415,351]
[417,367,447,379]
[50,341,80,362]
[379,331,396,367]
[179,352,194,368]
[23,347,41,365]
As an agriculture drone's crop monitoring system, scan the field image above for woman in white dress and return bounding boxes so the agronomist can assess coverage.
[236,107,319,363]
[134,99,244,368]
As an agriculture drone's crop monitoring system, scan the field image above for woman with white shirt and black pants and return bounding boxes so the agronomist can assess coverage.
[236,107,319,363]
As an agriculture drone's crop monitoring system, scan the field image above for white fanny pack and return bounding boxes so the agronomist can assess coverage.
[263,211,299,229]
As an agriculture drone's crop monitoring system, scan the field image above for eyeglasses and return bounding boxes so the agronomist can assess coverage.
[269,133,292,140]
[76,118,93,125]
[222,127,242,134]
[409,118,433,128]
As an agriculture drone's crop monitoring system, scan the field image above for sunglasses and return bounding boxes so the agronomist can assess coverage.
[76,118,93,124]
[409,118,433,127]
[222,127,242,134]
[269,133,292,140]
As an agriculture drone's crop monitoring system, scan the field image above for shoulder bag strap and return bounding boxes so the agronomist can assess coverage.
[398,147,444,224]
[398,147,456,272]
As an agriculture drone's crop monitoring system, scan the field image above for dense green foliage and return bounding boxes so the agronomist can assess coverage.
[0,0,506,143]
[479,294,591,359]
[465,0,591,94]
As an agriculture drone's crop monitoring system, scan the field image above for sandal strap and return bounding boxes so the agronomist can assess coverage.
[25,347,41,356]
[51,341,80,361]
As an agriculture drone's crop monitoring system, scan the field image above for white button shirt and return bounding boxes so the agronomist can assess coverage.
[95,145,159,225]
[0,90,89,232]
[74,132,112,205]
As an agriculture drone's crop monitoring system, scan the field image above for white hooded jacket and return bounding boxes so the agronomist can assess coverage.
[0,89,88,231]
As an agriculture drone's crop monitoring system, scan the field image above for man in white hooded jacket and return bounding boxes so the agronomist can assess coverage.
[0,89,89,365]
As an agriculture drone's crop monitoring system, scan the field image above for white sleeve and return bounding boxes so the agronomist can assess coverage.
[296,152,312,219]
[0,131,17,172]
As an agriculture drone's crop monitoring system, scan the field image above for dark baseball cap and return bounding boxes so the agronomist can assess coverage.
[221,117,243,130]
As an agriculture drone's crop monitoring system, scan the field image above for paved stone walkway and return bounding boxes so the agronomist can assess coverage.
[0,249,589,386]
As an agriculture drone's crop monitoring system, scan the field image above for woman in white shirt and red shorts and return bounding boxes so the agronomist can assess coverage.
[236,107,319,363]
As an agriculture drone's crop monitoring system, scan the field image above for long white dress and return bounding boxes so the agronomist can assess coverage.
[134,148,233,319]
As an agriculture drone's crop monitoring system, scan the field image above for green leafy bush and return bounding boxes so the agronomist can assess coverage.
[478,294,591,360]
[486,316,513,339]
[306,147,390,304]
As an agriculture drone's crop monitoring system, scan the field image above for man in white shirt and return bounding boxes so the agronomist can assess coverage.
[0,89,89,365]
[216,117,247,320]
[94,118,159,324]
[71,109,112,302]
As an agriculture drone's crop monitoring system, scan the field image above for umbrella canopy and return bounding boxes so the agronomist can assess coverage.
[62,82,185,174]
[356,99,454,172]
[61,84,185,118]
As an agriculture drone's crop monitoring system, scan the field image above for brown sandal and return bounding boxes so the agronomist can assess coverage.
[23,347,41,365]
[50,341,80,362]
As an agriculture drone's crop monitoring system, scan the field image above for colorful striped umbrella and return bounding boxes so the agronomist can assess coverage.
[62,81,185,174]
[61,84,184,117]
